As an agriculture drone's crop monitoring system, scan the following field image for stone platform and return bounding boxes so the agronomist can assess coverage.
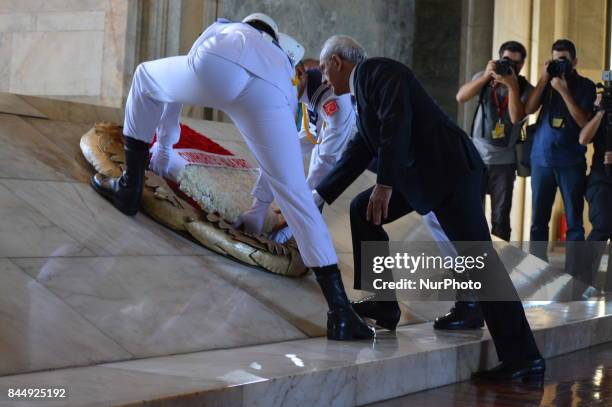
[0,93,610,406]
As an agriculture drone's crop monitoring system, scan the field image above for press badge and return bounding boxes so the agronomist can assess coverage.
[552,117,564,128]
[492,121,505,139]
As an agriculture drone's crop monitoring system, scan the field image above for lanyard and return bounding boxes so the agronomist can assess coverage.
[301,103,319,145]
[491,84,509,121]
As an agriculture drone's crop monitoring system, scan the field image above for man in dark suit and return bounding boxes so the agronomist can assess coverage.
[314,35,544,380]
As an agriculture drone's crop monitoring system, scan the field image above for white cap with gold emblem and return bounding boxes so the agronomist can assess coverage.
[278,32,305,67]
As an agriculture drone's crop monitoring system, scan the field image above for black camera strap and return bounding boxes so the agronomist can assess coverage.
[545,71,580,129]
[470,76,529,140]
[469,84,488,139]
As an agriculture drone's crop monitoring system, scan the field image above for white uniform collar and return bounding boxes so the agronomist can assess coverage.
[349,65,356,96]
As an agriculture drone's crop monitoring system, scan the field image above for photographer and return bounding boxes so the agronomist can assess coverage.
[579,91,612,291]
[456,41,532,242]
[525,39,595,264]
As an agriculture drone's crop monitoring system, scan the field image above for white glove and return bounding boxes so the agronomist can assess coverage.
[232,198,271,235]
[312,190,325,207]
[149,143,183,181]
[269,225,293,244]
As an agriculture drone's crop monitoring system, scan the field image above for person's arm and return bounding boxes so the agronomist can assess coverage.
[251,170,275,204]
[370,67,412,188]
[551,75,591,128]
[232,172,274,235]
[493,70,525,124]
[525,61,552,114]
[315,133,373,205]
[579,110,604,145]
[306,96,354,189]
[366,65,413,224]
[456,62,495,103]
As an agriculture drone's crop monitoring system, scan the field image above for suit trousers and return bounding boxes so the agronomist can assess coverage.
[482,164,516,241]
[585,171,612,290]
[349,169,541,362]
[529,163,586,262]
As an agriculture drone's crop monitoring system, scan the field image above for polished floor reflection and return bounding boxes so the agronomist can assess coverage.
[368,341,612,407]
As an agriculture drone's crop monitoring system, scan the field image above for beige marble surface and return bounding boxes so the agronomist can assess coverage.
[0,92,125,124]
[12,255,307,358]
[0,258,130,376]
[0,300,610,406]
[23,116,94,181]
[0,1,131,105]
[35,11,105,31]
[0,92,46,118]
[10,31,104,96]
[0,34,10,93]
[0,182,92,258]
[1,179,210,256]
[0,113,87,181]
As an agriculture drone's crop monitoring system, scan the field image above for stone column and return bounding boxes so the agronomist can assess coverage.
[411,0,464,121]
[127,0,219,119]
[457,0,495,130]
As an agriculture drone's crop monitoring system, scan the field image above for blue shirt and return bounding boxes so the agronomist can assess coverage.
[531,73,595,167]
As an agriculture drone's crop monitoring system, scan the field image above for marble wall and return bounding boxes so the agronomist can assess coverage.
[0,0,136,107]
[217,0,415,66]
[0,1,462,117]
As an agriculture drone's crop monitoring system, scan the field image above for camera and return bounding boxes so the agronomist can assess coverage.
[596,82,612,113]
[547,58,573,78]
[494,58,516,76]
[597,71,612,176]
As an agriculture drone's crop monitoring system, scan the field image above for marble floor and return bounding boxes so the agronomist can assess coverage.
[0,300,610,407]
[0,94,611,406]
[368,340,612,407]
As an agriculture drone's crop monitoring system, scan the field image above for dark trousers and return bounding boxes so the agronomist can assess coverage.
[529,163,586,261]
[585,171,612,290]
[350,169,541,362]
[482,164,516,241]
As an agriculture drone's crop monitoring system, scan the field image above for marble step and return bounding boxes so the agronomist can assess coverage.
[1,300,610,407]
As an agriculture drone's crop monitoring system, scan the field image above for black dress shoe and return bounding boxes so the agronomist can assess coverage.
[473,358,545,381]
[90,136,149,216]
[352,296,401,331]
[433,301,484,330]
[312,266,376,341]
[326,308,376,341]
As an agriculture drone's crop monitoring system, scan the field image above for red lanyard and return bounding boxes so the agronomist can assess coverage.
[491,85,509,120]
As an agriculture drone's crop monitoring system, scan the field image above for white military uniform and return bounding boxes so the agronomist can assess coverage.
[422,212,457,257]
[270,74,357,243]
[124,19,337,267]
[300,79,357,190]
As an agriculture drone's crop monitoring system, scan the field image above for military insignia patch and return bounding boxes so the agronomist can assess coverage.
[323,100,339,116]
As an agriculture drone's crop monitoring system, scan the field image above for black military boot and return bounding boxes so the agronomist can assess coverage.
[433,301,484,330]
[352,295,401,331]
[91,136,149,216]
[313,266,376,341]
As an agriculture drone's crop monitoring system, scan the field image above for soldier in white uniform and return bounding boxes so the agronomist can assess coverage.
[267,68,357,243]
[90,13,373,341]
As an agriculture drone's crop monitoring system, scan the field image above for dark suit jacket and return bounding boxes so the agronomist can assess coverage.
[316,57,485,214]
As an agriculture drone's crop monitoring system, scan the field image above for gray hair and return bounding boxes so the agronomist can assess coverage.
[320,35,367,64]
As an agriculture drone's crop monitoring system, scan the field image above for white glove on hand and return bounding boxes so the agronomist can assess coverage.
[149,143,171,176]
[149,143,182,181]
[232,198,271,235]
[269,225,293,244]
[312,190,325,207]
